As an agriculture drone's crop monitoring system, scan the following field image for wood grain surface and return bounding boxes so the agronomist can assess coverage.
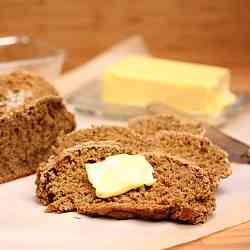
[0,1,250,249]
[1,0,250,92]
[169,222,250,250]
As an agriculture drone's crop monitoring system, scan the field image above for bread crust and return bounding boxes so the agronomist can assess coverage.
[0,71,75,183]
[36,115,231,224]
[36,142,216,224]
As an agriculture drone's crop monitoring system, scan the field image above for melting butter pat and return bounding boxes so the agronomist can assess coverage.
[86,154,156,198]
[102,56,236,114]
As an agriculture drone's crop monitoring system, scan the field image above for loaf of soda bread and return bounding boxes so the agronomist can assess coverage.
[0,71,75,183]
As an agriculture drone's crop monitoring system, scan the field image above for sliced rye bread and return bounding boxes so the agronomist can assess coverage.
[0,71,75,184]
[55,113,205,158]
[145,131,231,182]
[54,125,231,184]
[128,114,205,137]
[36,141,128,207]
[36,141,216,224]
[54,125,145,154]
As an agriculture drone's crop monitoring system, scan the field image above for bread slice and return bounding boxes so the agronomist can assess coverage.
[36,141,216,224]
[56,114,204,156]
[145,131,231,182]
[54,125,145,154]
[128,114,205,137]
[0,71,75,184]
[54,124,230,182]
[36,141,130,208]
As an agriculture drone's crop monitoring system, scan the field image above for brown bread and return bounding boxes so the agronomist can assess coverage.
[55,125,230,184]
[0,71,75,183]
[54,125,145,154]
[36,113,231,224]
[145,131,231,182]
[36,141,216,224]
[128,114,205,137]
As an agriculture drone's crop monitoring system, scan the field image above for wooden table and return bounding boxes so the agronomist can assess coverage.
[169,222,250,250]
[1,1,250,91]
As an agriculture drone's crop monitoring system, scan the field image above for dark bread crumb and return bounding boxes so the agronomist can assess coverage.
[128,114,205,137]
[55,125,230,184]
[0,71,75,184]
[54,125,146,154]
[146,131,231,182]
[36,141,128,208]
[36,114,231,224]
[36,141,216,224]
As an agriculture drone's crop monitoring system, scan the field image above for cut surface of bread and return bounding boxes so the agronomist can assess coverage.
[36,112,231,224]
[36,141,216,224]
[55,125,145,154]
[0,71,75,184]
[145,131,231,182]
[54,125,230,184]
[36,141,129,208]
[128,114,205,137]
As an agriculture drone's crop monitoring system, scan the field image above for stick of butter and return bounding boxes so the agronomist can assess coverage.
[101,56,236,114]
[86,154,156,198]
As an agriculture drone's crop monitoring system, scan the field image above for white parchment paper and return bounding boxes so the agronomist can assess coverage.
[0,112,250,250]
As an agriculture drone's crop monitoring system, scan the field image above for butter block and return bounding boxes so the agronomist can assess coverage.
[86,154,156,198]
[102,56,236,114]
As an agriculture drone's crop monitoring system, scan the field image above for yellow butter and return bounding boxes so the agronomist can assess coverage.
[85,154,156,198]
[102,56,235,114]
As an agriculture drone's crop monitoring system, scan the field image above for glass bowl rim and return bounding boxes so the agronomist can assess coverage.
[0,35,65,69]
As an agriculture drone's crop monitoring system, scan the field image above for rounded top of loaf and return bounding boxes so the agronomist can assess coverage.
[0,70,59,116]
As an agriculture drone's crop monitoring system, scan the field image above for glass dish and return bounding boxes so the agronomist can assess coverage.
[69,79,250,126]
[0,36,64,81]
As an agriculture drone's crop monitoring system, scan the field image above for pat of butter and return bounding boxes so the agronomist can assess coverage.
[102,56,236,114]
[86,154,156,198]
